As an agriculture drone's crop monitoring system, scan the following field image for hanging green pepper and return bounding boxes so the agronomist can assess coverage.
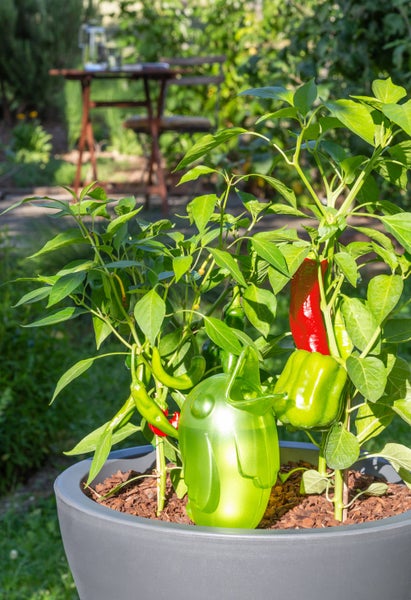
[130,379,178,439]
[148,409,180,437]
[221,297,245,374]
[289,258,330,355]
[333,306,353,360]
[151,346,206,390]
[273,349,347,429]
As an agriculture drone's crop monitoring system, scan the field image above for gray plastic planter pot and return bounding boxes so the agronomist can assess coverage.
[54,442,411,600]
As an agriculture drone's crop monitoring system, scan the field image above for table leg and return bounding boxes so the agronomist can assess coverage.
[74,77,97,193]
[143,77,168,213]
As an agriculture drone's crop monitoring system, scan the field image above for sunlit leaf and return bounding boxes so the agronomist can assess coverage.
[243,284,277,337]
[51,357,96,402]
[347,355,387,402]
[341,297,380,352]
[251,237,289,276]
[325,423,360,470]
[134,289,165,345]
[209,248,247,287]
[381,212,411,254]
[204,316,243,355]
[172,255,193,282]
[325,99,376,145]
[367,274,403,324]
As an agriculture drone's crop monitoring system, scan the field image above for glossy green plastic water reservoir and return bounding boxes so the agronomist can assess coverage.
[179,364,280,528]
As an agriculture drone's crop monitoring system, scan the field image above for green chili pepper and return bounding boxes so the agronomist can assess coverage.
[148,409,180,437]
[333,307,353,360]
[151,346,206,390]
[130,379,178,439]
[273,349,347,429]
[221,299,245,374]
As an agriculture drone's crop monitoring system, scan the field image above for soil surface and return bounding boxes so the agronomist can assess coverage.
[85,461,411,529]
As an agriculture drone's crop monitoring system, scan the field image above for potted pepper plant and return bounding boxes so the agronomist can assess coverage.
[4,76,411,599]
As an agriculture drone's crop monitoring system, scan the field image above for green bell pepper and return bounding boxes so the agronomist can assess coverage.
[273,349,347,430]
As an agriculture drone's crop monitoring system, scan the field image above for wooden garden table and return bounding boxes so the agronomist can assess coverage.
[49,64,176,212]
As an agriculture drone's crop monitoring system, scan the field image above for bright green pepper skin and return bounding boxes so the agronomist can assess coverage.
[179,363,279,529]
[273,349,347,430]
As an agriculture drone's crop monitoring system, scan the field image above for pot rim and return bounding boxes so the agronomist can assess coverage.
[54,441,411,540]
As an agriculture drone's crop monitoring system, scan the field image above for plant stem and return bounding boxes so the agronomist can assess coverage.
[318,432,328,477]
[334,468,345,521]
[155,436,167,516]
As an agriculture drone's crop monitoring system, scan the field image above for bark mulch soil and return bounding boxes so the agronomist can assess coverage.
[85,460,411,529]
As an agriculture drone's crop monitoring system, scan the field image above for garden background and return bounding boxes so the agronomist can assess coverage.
[0,1,410,598]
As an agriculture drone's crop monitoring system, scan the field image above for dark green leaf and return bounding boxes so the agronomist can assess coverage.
[47,271,86,307]
[28,229,87,259]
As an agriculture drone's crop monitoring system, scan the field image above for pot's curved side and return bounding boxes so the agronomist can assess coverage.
[54,443,411,600]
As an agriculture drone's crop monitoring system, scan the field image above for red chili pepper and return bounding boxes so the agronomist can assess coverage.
[148,410,180,437]
[289,258,330,355]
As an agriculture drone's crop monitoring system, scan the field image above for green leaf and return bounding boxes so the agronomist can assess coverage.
[51,357,95,403]
[334,251,358,287]
[176,128,246,170]
[251,237,289,276]
[381,212,411,254]
[178,165,216,184]
[363,482,389,496]
[355,401,393,444]
[383,318,411,343]
[106,208,142,235]
[134,289,166,346]
[381,100,411,136]
[239,86,293,105]
[325,422,360,470]
[293,79,317,116]
[188,194,218,233]
[28,229,87,259]
[377,442,411,473]
[341,297,380,352]
[22,306,85,327]
[347,355,387,402]
[208,248,247,287]
[300,469,329,495]
[381,356,411,425]
[87,428,113,484]
[47,271,86,308]
[367,274,403,324]
[351,226,394,251]
[12,286,51,307]
[204,316,243,355]
[325,99,376,145]
[172,255,193,282]
[93,315,113,349]
[372,77,407,103]
[65,422,140,456]
[253,174,297,207]
[243,284,277,337]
